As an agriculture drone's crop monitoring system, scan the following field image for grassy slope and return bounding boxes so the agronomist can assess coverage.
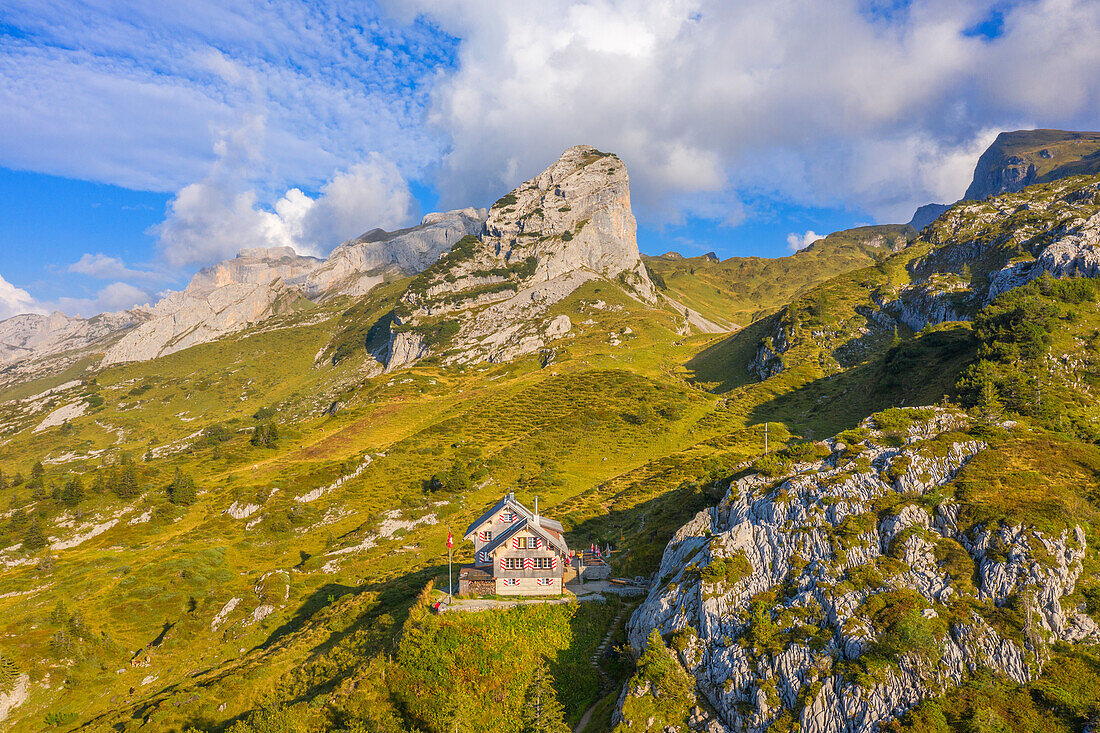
[0,275,785,731]
[5,177,1100,731]
[643,224,915,327]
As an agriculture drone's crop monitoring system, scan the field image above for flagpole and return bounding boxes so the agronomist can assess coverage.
[447,528,453,605]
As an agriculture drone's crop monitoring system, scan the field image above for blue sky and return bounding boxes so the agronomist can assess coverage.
[2,0,1100,318]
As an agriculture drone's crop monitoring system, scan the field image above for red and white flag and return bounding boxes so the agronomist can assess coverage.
[446,531,453,549]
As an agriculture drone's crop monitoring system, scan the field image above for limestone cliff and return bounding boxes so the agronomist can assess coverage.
[382,145,657,370]
[624,408,1098,733]
[100,248,319,365]
[303,208,486,298]
[963,129,1100,201]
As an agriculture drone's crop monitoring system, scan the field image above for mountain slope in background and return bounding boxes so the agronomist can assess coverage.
[645,224,915,327]
[964,129,1100,201]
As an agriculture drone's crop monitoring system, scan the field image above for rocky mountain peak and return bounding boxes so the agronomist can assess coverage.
[380,145,656,370]
[963,129,1100,201]
[187,247,321,295]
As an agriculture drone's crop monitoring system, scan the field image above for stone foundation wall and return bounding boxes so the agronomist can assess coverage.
[459,578,495,596]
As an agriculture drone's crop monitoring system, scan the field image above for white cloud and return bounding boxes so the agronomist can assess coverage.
[402,0,1100,223]
[787,231,823,252]
[0,273,45,320]
[68,254,165,282]
[154,153,414,268]
[54,282,153,318]
[0,2,446,193]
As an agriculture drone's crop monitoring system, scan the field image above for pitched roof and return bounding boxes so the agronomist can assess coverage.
[463,493,533,539]
[479,516,570,557]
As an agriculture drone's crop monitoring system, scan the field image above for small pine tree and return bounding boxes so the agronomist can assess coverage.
[31,461,44,479]
[0,468,7,491]
[121,462,140,499]
[23,519,47,551]
[976,379,1004,423]
[523,658,569,733]
[167,469,197,506]
[60,475,85,507]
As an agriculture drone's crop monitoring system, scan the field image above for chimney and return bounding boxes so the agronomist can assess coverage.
[534,495,539,524]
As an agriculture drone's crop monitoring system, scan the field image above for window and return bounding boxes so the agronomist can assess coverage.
[533,557,555,569]
[502,557,524,570]
[478,530,492,542]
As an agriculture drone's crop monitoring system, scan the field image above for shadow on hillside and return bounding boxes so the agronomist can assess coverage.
[685,317,774,394]
[746,325,977,439]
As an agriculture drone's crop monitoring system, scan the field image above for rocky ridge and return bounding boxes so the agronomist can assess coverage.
[381,145,658,370]
[747,175,1100,382]
[624,408,1098,732]
[964,129,1100,202]
[0,209,487,371]
[0,309,150,369]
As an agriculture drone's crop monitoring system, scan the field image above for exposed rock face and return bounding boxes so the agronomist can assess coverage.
[188,246,321,291]
[907,203,950,231]
[964,129,1100,201]
[626,409,1095,733]
[102,247,319,365]
[303,208,486,298]
[382,145,657,369]
[0,309,149,367]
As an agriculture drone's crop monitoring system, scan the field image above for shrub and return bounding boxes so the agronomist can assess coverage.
[701,551,753,586]
[167,469,198,506]
[251,421,279,449]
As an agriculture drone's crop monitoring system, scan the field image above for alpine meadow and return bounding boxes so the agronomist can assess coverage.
[4,5,1100,733]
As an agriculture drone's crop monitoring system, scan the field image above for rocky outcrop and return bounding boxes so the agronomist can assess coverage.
[303,208,486,298]
[964,129,1100,201]
[879,278,969,331]
[380,145,657,369]
[986,209,1100,301]
[748,324,789,381]
[907,203,949,232]
[625,408,1096,733]
[0,309,149,367]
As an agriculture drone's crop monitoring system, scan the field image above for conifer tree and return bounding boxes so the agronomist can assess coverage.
[251,421,279,448]
[523,657,569,733]
[23,519,47,551]
[167,469,197,505]
[109,461,141,499]
[976,379,1004,423]
[60,475,85,507]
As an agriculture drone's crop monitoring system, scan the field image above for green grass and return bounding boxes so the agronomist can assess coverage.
[5,174,1100,732]
[644,224,915,327]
